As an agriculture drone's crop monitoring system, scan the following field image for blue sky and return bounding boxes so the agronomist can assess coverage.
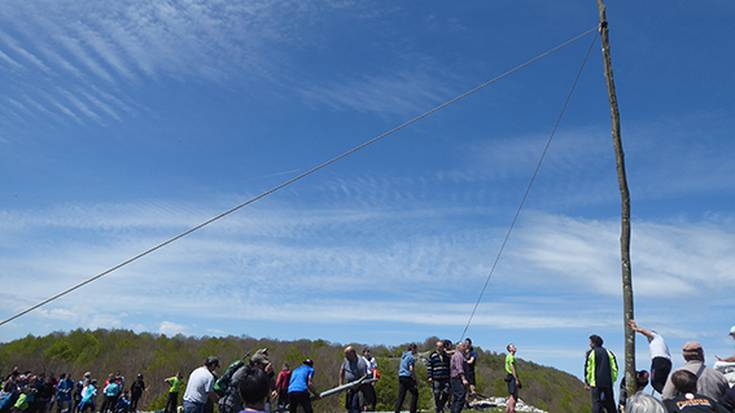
[1,0,734,381]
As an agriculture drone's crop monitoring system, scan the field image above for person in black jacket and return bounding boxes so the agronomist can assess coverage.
[427,340,451,413]
[129,375,145,413]
[584,335,618,413]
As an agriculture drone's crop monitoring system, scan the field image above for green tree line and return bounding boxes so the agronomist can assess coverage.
[0,330,590,413]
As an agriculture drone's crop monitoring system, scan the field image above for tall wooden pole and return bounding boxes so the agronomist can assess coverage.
[595,0,636,398]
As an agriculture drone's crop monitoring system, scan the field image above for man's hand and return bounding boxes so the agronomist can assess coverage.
[628,320,639,332]
[584,385,591,391]
[462,378,469,387]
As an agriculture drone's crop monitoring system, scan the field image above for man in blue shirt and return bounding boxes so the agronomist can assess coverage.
[55,374,74,413]
[394,343,418,413]
[288,359,319,413]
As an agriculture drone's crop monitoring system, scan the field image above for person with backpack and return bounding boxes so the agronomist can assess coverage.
[215,359,246,413]
[129,375,145,413]
[584,334,618,413]
[217,349,273,413]
[662,342,729,403]
[164,373,183,413]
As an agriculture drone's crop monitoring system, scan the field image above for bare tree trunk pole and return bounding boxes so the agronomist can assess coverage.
[595,0,636,398]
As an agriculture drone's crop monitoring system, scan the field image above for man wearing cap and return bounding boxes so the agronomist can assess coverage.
[661,342,729,402]
[220,349,274,413]
[288,359,319,413]
[183,357,220,413]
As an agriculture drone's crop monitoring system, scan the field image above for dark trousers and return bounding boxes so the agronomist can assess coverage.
[100,396,118,413]
[287,392,312,413]
[394,376,418,413]
[164,393,178,413]
[450,377,467,413]
[363,384,377,412]
[590,387,616,413]
[56,400,72,413]
[277,390,289,411]
[345,388,361,413]
[129,397,140,413]
[650,357,672,394]
[432,379,450,413]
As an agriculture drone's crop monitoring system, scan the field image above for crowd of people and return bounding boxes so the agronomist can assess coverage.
[1,324,733,413]
[150,338,493,413]
[587,321,735,413]
[0,370,147,413]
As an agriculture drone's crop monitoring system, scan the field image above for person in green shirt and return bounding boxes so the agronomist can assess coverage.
[505,344,521,413]
[164,372,184,413]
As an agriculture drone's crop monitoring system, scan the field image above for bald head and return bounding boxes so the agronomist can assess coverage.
[344,346,357,361]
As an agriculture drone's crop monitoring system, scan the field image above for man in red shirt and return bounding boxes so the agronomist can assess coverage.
[274,364,291,412]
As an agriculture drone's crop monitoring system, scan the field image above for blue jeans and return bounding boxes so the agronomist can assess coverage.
[183,400,204,413]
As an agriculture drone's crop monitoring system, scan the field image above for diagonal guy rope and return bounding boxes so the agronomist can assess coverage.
[0,27,598,328]
[459,34,599,341]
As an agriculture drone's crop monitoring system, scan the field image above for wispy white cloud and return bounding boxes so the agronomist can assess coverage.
[0,30,51,73]
[59,89,103,123]
[299,70,454,116]
[511,213,735,297]
[0,47,22,69]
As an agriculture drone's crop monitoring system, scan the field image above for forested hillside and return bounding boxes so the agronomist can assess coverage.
[0,330,591,413]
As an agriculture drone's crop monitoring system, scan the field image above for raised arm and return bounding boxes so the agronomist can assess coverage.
[628,320,655,341]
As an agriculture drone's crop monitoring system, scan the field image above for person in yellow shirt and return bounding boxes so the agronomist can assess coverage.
[164,372,184,413]
[504,344,521,413]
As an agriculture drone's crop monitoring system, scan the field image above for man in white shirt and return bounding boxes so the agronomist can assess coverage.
[361,348,378,412]
[183,356,220,413]
[629,320,672,394]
